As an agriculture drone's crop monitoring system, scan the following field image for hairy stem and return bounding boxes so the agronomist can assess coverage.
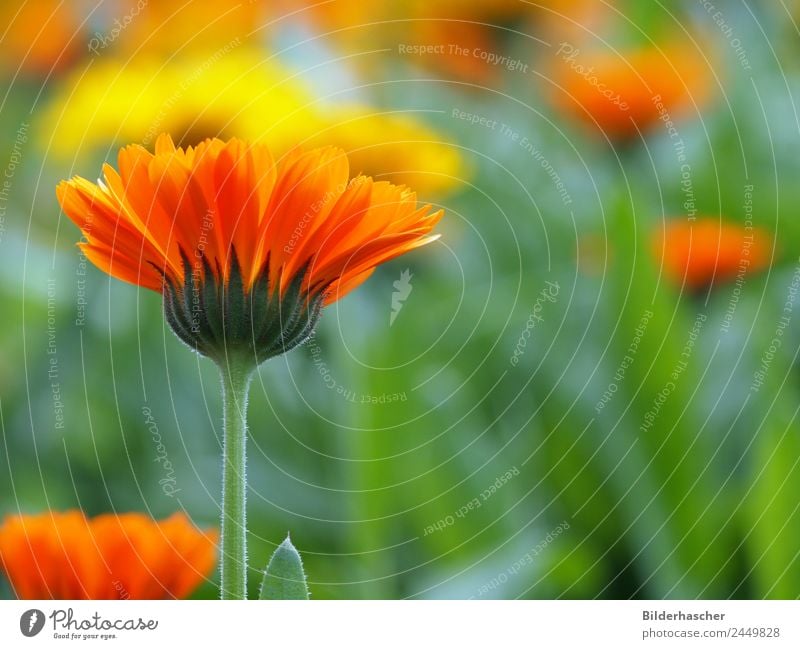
[218,355,255,599]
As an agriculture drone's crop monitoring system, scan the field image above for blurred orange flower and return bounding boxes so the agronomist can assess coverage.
[0,511,217,599]
[552,40,708,140]
[56,134,442,362]
[114,0,264,57]
[273,0,592,83]
[0,0,85,75]
[654,219,771,288]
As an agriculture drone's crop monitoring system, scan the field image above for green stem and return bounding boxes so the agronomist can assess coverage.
[218,355,255,600]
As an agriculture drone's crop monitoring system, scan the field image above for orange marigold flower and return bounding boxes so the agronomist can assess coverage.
[0,511,217,599]
[115,0,265,57]
[655,218,771,288]
[552,40,708,140]
[0,0,85,76]
[56,134,443,364]
[272,0,591,84]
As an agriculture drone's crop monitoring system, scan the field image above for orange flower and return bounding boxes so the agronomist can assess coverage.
[0,511,217,599]
[271,0,556,83]
[114,0,265,57]
[552,40,707,140]
[0,0,85,75]
[654,218,771,288]
[56,135,442,363]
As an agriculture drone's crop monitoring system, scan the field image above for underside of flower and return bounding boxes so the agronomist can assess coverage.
[162,250,324,364]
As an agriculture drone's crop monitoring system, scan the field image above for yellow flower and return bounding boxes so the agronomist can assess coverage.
[39,49,464,195]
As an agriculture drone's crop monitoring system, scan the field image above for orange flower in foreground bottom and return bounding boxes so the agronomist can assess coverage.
[655,219,771,289]
[0,511,217,599]
[56,134,442,364]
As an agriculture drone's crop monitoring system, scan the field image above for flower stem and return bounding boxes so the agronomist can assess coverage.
[218,355,255,599]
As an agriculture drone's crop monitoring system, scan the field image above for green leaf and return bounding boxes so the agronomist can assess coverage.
[259,535,310,600]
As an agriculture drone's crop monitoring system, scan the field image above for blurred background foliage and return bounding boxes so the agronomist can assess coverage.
[2,0,800,599]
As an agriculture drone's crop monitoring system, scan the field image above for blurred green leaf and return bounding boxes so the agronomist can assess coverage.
[745,398,800,598]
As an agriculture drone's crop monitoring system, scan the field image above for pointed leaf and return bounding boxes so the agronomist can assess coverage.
[259,535,310,600]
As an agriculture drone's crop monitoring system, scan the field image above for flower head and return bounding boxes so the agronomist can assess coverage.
[0,0,85,76]
[0,511,217,599]
[114,0,265,57]
[274,0,530,83]
[552,40,707,140]
[56,135,443,364]
[654,218,771,289]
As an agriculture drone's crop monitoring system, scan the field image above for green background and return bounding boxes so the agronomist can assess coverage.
[2,0,800,599]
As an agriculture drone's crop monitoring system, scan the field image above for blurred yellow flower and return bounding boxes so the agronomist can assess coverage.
[39,48,464,195]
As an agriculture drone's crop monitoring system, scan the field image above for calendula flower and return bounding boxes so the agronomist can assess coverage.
[274,0,598,84]
[0,0,85,76]
[57,133,442,361]
[0,511,217,599]
[39,50,463,195]
[271,0,535,83]
[551,39,707,140]
[654,218,771,288]
[56,134,443,599]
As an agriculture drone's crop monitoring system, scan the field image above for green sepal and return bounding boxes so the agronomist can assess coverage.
[161,249,325,365]
[259,534,310,600]
[223,251,247,343]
